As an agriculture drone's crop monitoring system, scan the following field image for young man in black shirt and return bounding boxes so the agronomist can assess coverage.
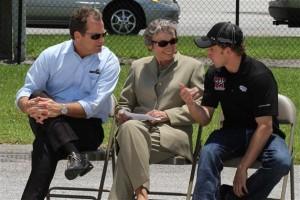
[180,22,291,200]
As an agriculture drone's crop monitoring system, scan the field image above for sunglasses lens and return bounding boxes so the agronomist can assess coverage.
[91,34,101,40]
[157,41,169,47]
[170,38,178,45]
[90,32,107,40]
[155,38,178,47]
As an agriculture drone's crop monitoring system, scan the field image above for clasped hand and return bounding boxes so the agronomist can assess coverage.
[25,97,61,124]
[146,110,168,124]
[116,109,169,124]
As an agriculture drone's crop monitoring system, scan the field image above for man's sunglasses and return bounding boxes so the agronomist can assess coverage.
[85,32,107,40]
[151,38,178,47]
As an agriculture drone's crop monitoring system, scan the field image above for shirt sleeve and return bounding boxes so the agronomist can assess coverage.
[15,51,50,108]
[201,67,219,108]
[78,52,120,118]
[251,72,278,117]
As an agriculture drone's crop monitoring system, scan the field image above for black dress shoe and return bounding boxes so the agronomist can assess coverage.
[64,152,94,180]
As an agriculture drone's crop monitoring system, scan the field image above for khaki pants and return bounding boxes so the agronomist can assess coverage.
[108,120,174,200]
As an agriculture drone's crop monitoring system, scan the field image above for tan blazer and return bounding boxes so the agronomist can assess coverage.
[117,52,205,161]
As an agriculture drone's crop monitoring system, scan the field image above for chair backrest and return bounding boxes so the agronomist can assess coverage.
[109,94,118,117]
[277,94,297,125]
[277,94,297,153]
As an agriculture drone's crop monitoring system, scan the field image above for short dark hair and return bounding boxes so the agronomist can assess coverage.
[218,43,245,56]
[69,6,102,39]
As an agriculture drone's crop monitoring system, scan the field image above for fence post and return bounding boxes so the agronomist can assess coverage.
[0,0,26,63]
[235,0,240,26]
[17,0,25,64]
[0,0,13,61]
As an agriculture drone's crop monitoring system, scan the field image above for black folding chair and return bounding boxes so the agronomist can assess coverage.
[46,95,118,200]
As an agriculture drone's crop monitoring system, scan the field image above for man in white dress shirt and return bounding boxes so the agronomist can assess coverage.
[16,7,120,200]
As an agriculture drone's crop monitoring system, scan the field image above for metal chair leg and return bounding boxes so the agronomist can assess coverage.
[97,119,117,200]
[280,174,288,200]
[290,162,295,200]
[96,149,111,200]
[186,127,202,200]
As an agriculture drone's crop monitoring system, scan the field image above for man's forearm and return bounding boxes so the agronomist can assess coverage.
[239,124,273,170]
[17,96,30,114]
[63,102,87,118]
[186,102,211,126]
[19,96,87,119]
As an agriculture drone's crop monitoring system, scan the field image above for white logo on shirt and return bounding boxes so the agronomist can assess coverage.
[258,104,271,108]
[239,85,247,92]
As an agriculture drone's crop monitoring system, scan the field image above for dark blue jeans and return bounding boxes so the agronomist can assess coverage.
[193,128,291,200]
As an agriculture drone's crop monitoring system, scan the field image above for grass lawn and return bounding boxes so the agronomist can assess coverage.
[0,64,299,163]
[26,35,300,60]
[1,33,299,162]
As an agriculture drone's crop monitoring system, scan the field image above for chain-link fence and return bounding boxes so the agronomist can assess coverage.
[20,0,300,66]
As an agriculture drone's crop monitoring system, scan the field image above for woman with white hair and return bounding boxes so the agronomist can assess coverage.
[108,19,205,200]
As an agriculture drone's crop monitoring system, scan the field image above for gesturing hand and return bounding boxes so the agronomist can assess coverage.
[179,83,200,106]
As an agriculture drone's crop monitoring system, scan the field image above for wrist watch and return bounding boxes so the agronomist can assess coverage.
[60,104,68,115]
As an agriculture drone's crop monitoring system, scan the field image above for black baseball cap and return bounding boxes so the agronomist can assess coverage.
[194,22,243,48]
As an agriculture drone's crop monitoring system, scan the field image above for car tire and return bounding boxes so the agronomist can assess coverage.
[103,2,145,35]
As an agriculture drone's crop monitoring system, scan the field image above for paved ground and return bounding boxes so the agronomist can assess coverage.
[0,144,299,200]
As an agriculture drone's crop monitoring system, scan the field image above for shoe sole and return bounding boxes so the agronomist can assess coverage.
[65,162,94,180]
[65,168,82,180]
[79,162,94,177]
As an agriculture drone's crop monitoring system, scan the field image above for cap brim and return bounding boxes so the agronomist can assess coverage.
[194,36,214,48]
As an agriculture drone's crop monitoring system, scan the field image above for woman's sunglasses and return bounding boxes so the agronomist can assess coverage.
[85,32,107,40]
[151,38,178,47]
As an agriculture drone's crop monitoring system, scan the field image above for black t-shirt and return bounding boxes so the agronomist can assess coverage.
[201,54,284,137]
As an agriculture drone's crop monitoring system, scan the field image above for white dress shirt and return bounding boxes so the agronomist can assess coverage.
[16,40,120,121]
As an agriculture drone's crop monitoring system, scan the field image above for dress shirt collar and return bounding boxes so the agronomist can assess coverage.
[61,40,101,61]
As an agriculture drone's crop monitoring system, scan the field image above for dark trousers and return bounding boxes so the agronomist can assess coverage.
[21,92,104,200]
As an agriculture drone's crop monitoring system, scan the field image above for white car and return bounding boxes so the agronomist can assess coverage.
[26,0,180,34]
